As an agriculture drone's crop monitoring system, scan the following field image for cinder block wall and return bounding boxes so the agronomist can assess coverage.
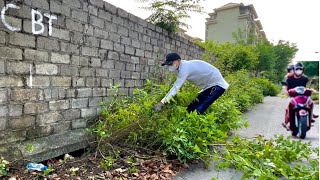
[0,0,203,160]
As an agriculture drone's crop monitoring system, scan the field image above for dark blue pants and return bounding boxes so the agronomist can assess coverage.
[187,85,225,114]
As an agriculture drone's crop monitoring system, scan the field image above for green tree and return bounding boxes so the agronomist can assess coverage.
[273,40,298,82]
[254,40,276,80]
[198,41,259,75]
[299,61,319,77]
[137,0,204,32]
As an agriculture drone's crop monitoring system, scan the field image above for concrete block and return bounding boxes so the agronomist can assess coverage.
[72,98,88,108]
[76,88,92,97]
[8,104,23,117]
[88,5,98,16]
[8,116,35,129]
[121,71,131,78]
[109,70,120,78]
[108,51,119,60]
[115,61,125,70]
[96,68,108,77]
[98,9,112,21]
[104,2,117,14]
[72,77,85,87]
[0,77,23,87]
[90,16,104,29]
[82,46,98,57]
[89,58,101,67]
[11,89,40,101]
[37,37,59,51]
[0,89,7,104]
[9,33,35,47]
[108,32,120,43]
[0,105,8,117]
[51,77,72,87]
[92,88,106,96]
[60,66,79,76]
[0,117,6,131]
[101,79,113,87]
[105,21,117,33]
[61,42,80,55]
[80,67,95,77]
[114,43,124,53]
[35,64,58,75]
[89,0,104,8]
[71,10,88,22]
[0,31,5,44]
[26,76,50,87]
[0,47,23,60]
[94,28,109,39]
[81,108,96,118]
[85,78,99,87]
[71,119,87,129]
[51,53,70,64]
[85,36,99,47]
[102,60,114,69]
[63,0,81,8]
[62,109,81,121]
[49,100,70,111]
[24,102,49,114]
[66,19,83,32]
[51,28,70,41]
[101,39,113,50]
[37,112,63,125]
[25,0,49,10]
[53,121,71,134]
[7,62,30,74]
[89,97,102,107]
[25,49,49,62]
[50,0,71,16]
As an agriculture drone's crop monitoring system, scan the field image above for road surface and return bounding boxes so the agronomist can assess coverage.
[174,96,319,180]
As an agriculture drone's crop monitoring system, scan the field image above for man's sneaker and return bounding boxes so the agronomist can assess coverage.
[313,114,319,118]
[311,119,316,123]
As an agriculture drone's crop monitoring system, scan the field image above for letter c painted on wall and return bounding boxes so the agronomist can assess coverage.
[1,3,21,31]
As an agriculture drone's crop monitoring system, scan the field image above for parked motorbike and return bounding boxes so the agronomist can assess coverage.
[284,86,314,139]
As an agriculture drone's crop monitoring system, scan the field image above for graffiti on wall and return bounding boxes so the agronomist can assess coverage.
[1,3,57,35]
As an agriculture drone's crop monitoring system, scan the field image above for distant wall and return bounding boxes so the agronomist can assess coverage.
[0,0,203,159]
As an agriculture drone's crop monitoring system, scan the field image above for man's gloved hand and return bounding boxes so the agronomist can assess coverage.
[153,102,164,112]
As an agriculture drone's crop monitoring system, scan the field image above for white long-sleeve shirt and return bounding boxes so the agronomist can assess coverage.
[161,60,229,104]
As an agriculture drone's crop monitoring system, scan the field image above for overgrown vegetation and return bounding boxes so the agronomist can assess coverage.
[196,39,298,83]
[91,70,280,164]
[137,0,204,32]
[214,135,319,179]
[0,157,9,177]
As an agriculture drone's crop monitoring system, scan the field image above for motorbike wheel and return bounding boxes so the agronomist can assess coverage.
[292,122,299,137]
[299,116,308,139]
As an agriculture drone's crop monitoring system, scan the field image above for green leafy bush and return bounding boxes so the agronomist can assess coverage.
[214,135,319,180]
[92,71,279,164]
[224,70,264,112]
[0,157,9,177]
[253,77,280,96]
[92,78,246,163]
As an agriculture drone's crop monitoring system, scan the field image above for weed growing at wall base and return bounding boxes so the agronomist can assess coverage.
[91,71,278,164]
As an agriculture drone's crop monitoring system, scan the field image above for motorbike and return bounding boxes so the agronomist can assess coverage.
[283,86,314,139]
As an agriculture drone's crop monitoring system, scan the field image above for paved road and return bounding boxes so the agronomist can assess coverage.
[174,96,319,180]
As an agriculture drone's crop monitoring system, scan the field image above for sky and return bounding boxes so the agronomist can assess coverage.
[105,0,320,62]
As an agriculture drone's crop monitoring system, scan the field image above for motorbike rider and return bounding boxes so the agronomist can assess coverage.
[282,64,295,94]
[283,62,318,129]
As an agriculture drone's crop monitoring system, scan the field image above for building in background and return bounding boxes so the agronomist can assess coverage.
[205,3,266,43]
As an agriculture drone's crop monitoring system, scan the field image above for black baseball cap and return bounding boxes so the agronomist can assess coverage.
[161,52,181,66]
